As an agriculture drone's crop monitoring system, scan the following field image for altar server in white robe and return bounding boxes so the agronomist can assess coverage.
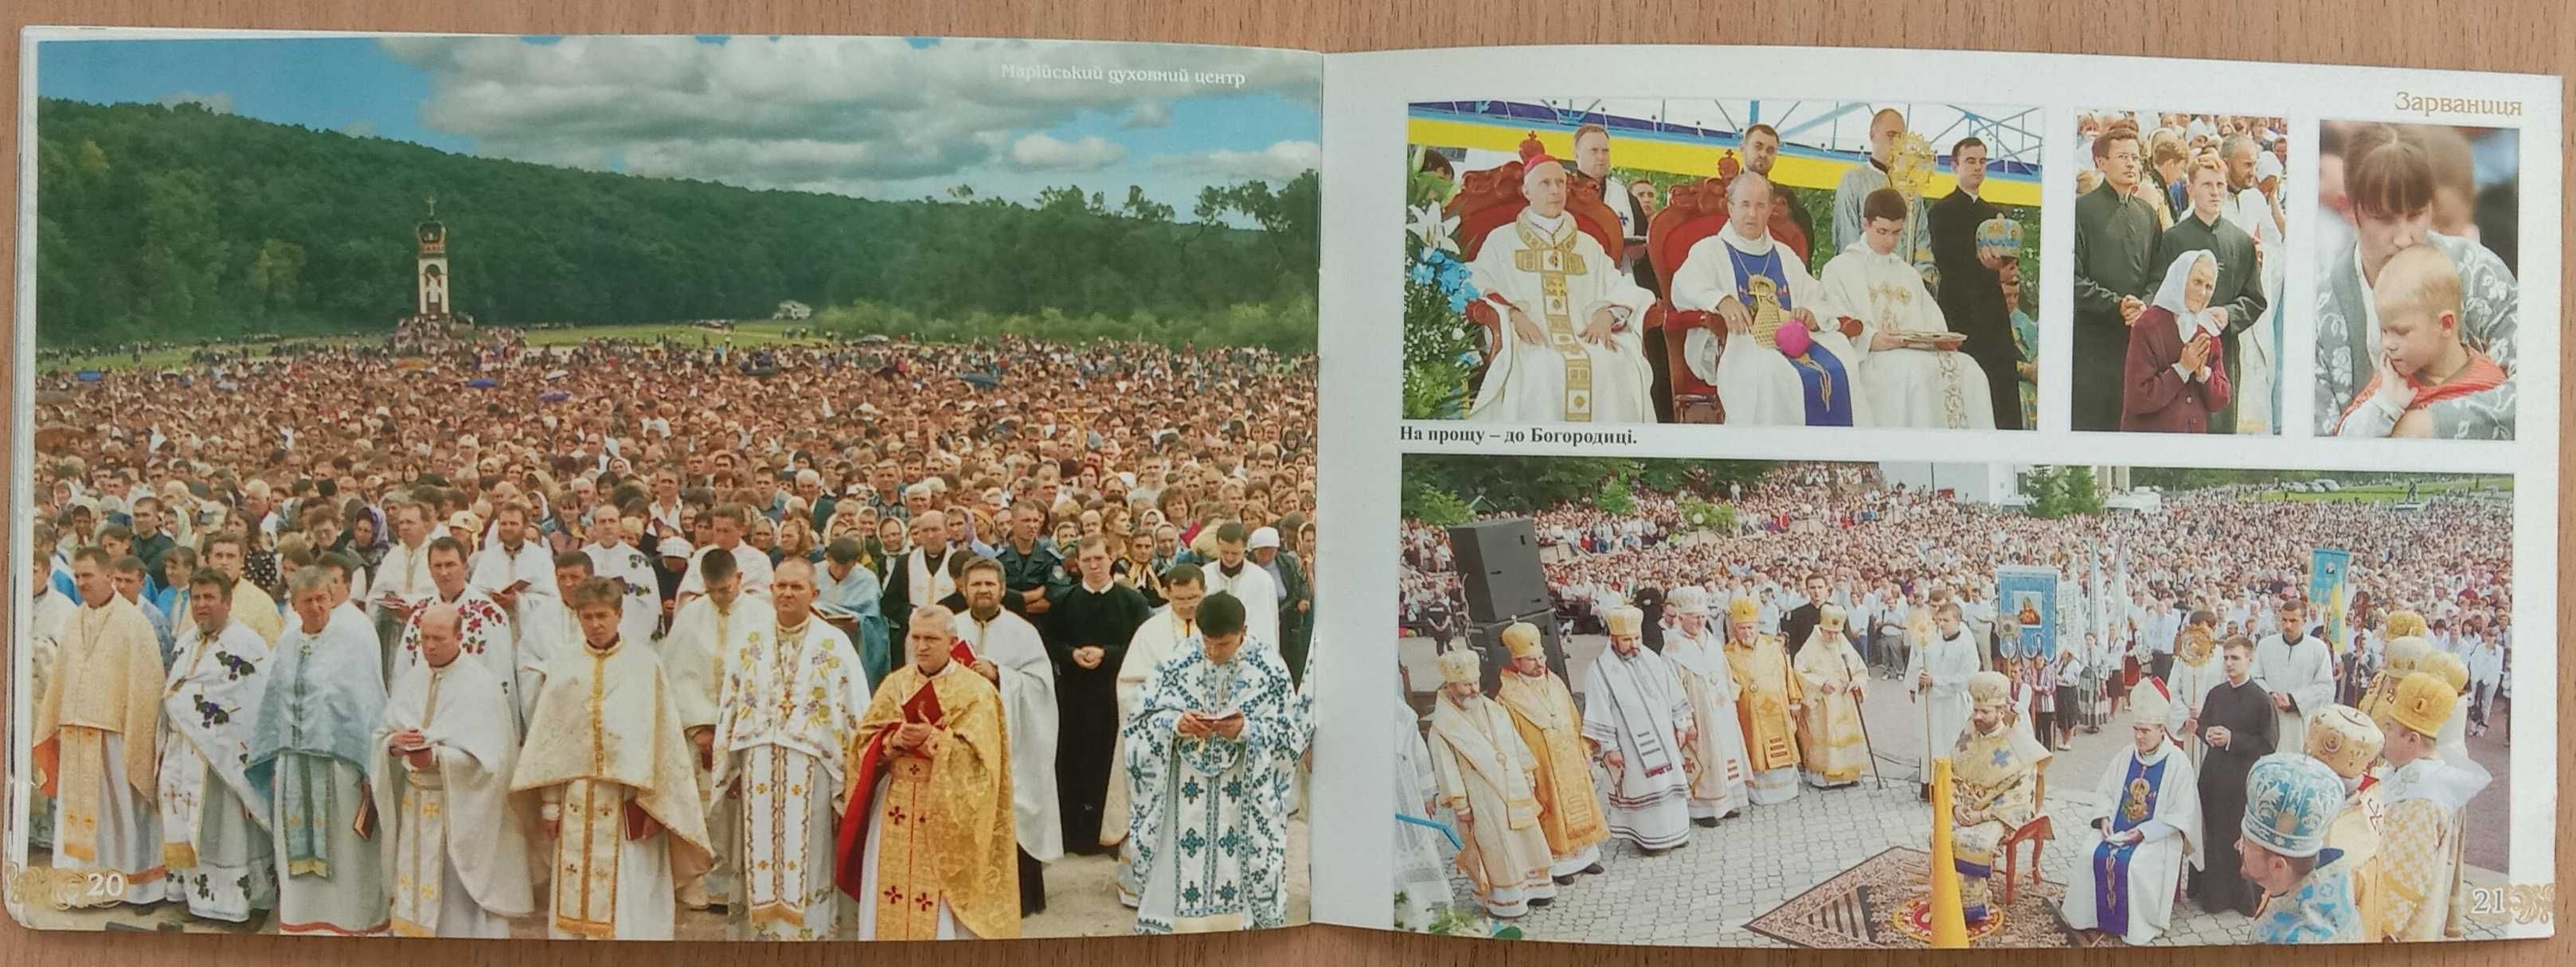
[1909,601,1981,794]
[1186,523,1276,652]
[1125,592,1302,934]
[1424,649,1556,918]
[710,558,865,940]
[1661,587,1752,822]
[2062,677,2202,945]
[33,547,167,904]
[1673,170,1867,426]
[248,568,390,935]
[1581,606,1695,852]
[156,569,277,920]
[582,505,666,649]
[1461,147,1658,424]
[662,550,773,910]
[371,603,537,938]
[1108,564,1209,905]
[1822,187,1996,430]
[2252,599,2335,756]
[514,580,714,939]
[953,556,1065,910]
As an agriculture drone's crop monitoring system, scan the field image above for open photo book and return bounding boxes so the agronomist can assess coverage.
[6,28,2558,949]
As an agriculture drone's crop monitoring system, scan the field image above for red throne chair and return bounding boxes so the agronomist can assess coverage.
[1442,133,1627,393]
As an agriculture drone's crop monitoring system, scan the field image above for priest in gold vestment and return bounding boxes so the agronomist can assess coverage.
[1492,622,1606,883]
[1722,596,1804,805]
[514,580,714,939]
[842,605,1020,940]
[1792,605,1870,788]
[33,547,168,903]
[1950,671,2039,926]
[2375,673,2492,941]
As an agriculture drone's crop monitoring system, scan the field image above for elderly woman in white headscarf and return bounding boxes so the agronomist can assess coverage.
[2120,249,2233,433]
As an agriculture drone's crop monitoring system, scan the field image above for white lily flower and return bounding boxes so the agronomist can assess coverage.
[1407,203,1460,254]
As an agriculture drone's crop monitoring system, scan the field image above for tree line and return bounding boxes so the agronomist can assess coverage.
[31,98,1319,349]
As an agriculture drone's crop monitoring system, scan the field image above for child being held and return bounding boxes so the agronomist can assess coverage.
[2332,244,2508,438]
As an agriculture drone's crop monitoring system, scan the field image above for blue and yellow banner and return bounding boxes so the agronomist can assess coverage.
[1996,567,2059,662]
[2309,548,2354,653]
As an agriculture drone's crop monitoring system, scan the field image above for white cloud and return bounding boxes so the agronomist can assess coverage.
[1154,139,1320,182]
[1007,133,1125,171]
[158,91,234,114]
[375,36,1317,199]
[1121,101,1171,129]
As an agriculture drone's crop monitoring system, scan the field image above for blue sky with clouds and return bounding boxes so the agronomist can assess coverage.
[37,35,1321,218]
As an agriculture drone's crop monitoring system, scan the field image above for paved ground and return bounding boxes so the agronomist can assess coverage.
[15,817,1308,938]
[1401,633,2511,946]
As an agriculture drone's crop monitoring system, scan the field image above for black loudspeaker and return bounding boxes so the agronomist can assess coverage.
[1466,610,1570,696]
[1448,517,1550,624]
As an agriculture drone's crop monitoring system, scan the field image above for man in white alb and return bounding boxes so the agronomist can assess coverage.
[1460,142,1658,423]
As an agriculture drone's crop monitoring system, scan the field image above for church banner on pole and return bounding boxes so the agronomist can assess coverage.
[1996,567,2058,662]
[2309,547,2354,653]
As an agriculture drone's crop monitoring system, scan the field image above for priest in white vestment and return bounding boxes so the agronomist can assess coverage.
[2252,601,2335,756]
[710,559,865,940]
[661,550,773,910]
[248,569,390,935]
[1909,602,1980,794]
[1393,694,1458,931]
[156,572,278,921]
[366,505,440,662]
[1460,152,1657,424]
[583,505,666,649]
[26,548,77,852]
[1581,606,1695,852]
[1125,592,1302,934]
[469,503,561,605]
[2062,677,2202,945]
[1424,649,1557,918]
[1660,588,1752,822]
[371,603,537,938]
[1672,170,1867,426]
[393,538,520,718]
[1108,564,1209,905]
[954,560,1065,906]
[514,580,714,939]
[33,549,166,904]
[1822,187,1996,430]
[1200,524,1281,657]
[677,505,776,601]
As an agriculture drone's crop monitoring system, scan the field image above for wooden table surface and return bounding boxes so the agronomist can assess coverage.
[0,1,2566,965]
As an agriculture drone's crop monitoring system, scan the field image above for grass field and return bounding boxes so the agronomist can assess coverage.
[2274,478,2513,502]
[39,321,821,374]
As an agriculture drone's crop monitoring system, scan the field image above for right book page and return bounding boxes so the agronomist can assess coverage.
[1310,44,2559,947]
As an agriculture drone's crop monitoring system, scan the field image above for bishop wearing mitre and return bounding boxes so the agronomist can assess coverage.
[1672,170,1866,426]
[1461,136,1659,424]
[514,579,714,939]
[839,604,1020,940]
[1721,596,1805,805]
[2062,677,2202,945]
[1492,620,1608,882]
[1424,648,1557,919]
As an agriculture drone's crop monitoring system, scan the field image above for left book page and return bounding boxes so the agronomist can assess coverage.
[7,28,1325,941]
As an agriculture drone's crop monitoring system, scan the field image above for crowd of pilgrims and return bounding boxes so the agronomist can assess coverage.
[1394,462,2507,943]
[21,327,1320,939]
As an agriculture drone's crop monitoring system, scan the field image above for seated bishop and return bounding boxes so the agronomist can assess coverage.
[2061,677,2201,945]
[1820,188,1996,430]
[1670,169,1866,426]
[1461,139,1658,424]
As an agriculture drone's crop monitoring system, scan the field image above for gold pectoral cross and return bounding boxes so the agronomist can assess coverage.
[1514,223,1596,422]
[1748,275,1832,408]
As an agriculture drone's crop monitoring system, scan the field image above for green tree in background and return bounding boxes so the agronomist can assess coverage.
[34,99,1318,350]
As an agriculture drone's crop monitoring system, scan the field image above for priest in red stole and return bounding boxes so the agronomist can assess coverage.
[838,605,1019,939]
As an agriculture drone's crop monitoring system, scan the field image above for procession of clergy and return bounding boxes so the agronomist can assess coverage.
[30,512,1308,940]
[1417,587,2492,946]
[1458,108,2027,430]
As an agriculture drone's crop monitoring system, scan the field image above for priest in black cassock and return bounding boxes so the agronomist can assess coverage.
[1781,574,1831,661]
[1046,534,1152,856]
[1630,583,1667,653]
[2189,635,2279,917]
[1929,136,2023,430]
